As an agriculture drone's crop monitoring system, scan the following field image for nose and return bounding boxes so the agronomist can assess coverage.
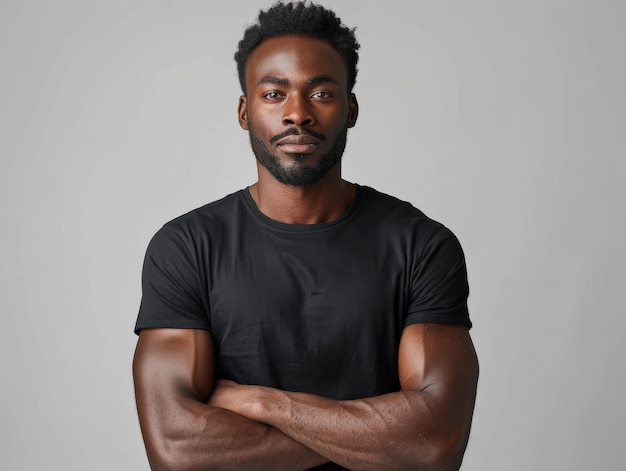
[282,95,314,127]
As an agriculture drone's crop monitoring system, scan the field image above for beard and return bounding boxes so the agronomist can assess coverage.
[248,125,348,187]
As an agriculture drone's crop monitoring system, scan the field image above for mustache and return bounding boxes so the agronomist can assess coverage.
[269,128,327,145]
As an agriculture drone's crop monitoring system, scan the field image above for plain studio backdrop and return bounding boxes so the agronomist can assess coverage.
[1,0,624,469]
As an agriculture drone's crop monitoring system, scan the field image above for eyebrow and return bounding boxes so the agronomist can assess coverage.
[307,75,338,86]
[257,76,289,86]
[256,75,339,87]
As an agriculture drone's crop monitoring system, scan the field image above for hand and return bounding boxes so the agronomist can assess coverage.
[208,379,278,421]
[207,379,243,411]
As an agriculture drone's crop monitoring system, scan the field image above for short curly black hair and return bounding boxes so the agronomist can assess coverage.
[234,1,360,94]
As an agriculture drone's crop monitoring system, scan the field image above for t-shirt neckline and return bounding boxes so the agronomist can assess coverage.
[241,184,366,234]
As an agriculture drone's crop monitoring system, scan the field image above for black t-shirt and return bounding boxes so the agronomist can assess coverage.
[135,185,471,469]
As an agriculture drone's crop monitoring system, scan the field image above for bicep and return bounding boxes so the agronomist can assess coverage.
[133,329,215,417]
[398,323,479,428]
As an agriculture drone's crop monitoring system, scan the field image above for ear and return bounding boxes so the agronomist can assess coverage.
[238,95,249,130]
[347,93,359,128]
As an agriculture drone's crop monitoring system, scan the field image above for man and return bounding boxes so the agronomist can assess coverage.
[133,2,478,470]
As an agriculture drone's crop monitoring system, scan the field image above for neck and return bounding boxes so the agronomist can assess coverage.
[249,164,356,224]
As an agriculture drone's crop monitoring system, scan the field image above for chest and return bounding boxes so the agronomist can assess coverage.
[202,228,413,395]
[209,232,409,336]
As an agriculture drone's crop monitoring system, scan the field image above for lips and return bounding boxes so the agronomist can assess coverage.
[276,135,320,155]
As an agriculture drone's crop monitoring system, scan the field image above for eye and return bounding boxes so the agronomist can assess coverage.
[262,91,283,100]
[311,91,332,99]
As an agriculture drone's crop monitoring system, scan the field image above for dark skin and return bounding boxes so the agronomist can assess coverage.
[241,36,359,224]
[133,35,479,471]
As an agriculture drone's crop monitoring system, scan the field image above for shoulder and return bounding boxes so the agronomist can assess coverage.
[358,185,458,250]
[145,190,247,255]
[166,190,245,231]
[359,186,433,227]
[158,190,245,236]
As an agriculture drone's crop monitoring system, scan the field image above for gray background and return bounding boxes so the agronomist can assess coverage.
[1,0,624,469]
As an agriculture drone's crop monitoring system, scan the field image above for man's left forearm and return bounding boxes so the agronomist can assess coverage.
[209,380,469,471]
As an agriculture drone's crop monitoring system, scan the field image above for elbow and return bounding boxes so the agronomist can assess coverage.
[144,435,217,471]
[147,448,214,471]
[138,407,221,471]
[428,436,467,471]
[405,428,470,471]
[145,443,190,471]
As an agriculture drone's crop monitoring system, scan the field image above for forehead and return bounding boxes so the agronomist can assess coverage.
[245,35,348,88]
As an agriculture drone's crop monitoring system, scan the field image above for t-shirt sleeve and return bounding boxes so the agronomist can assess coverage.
[134,224,211,334]
[405,225,472,328]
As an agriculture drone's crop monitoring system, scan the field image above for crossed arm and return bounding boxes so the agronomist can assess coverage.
[133,324,478,471]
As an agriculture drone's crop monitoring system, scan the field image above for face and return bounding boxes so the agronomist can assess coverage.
[239,35,358,186]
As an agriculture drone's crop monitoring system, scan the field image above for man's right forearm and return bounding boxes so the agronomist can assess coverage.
[141,395,327,471]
